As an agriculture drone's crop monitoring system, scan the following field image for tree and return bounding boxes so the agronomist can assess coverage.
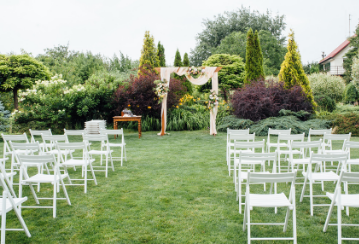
[278,30,315,109]
[190,7,286,66]
[202,54,245,101]
[352,52,359,90]
[174,49,182,67]
[244,29,264,83]
[157,42,166,67]
[0,54,52,109]
[213,30,286,75]
[139,31,160,72]
[183,53,190,66]
[343,25,359,82]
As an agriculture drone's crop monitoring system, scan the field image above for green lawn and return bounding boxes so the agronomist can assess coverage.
[2,130,359,243]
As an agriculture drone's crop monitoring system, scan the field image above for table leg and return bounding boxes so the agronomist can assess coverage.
[138,119,142,139]
[114,121,117,139]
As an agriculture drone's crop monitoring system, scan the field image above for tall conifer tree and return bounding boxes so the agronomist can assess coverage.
[244,28,264,83]
[278,30,315,108]
[183,53,190,66]
[157,41,166,67]
[139,31,160,73]
[174,49,182,67]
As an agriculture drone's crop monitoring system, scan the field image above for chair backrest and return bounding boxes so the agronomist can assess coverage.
[17,153,56,166]
[308,128,332,136]
[56,142,90,163]
[234,139,265,153]
[83,134,108,142]
[247,171,296,184]
[1,133,30,157]
[344,141,359,149]
[238,152,277,165]
[291,140,322,150]
[42,134,68,143]
[267,128,291,144]
[100,128,124,136]
[64,129,88,136]
[309,152,348,166]
[29,129,52,143]
[278,133,305,143]
[229,133,255,142]
[323,133,351,142]
[340,171,359,183]
[10,142,42,152]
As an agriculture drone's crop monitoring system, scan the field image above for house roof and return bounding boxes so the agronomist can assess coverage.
[319,38,351,64]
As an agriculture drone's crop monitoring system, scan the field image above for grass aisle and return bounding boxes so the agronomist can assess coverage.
[3,130,359,243]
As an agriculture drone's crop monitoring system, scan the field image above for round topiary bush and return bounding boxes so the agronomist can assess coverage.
[344,83,358,104]
[315,95,336,112]
[308,73,345,102]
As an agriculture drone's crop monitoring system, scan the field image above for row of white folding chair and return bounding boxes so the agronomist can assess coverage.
[227,131,254,176]
[276,133,305,173]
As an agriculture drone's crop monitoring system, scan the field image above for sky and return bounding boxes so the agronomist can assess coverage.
[1,0,359,66]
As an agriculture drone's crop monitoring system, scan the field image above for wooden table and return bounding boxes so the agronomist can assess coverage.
[113,116,142,138]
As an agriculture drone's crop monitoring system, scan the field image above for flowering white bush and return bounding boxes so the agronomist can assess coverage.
[308,73,345,102]
[352,54,359,90]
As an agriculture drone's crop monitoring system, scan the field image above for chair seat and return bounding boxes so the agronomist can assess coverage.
[248,193,293,209]
[0,197,28,214]
[22,173,69,183]
[326,193,359,207]
[302,171,339,181]
[88,150,113,155]
[61,159,95,166]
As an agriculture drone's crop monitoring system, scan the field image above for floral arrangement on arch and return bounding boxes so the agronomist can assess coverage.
[208,90,220,111]
[186,66,204,78]
[154,79,169,104]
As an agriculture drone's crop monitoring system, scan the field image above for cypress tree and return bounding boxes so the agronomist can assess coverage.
[174,49,182,67]
[139,31,160,73]
[278,30,316,108]
[244,28,264,84]
[157,41,166,67]
[183,53,190,66]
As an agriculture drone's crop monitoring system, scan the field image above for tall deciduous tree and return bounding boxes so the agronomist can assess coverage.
[343,25,359,82]
[157,42,166,67]
[244,29,264,83]
[183,53,190,66]
[0,54,52,109]
[174,49,182,67]
[278,30,315,108]
[139,31,160,72]
[190,7,286,66]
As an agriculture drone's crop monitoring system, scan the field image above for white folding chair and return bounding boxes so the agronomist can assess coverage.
[235,149,276,214]
[0,158,16,198]
[226,128,250,166]
[1,133,32,180]
[83,134,114,177]
[100,129,126,166]
[0,173,31,243]
[29,129,52,151]
[323,171,359,243]
[342,140,359,173]
[228,133,255,176]
[243,171,297,244]
[15,151,71,218]
[308,128,332,144]
[266,128,291,153]
[56,142,97,193]
[276,133,305,173]
[288,140,322,181]
[322,133,351,172]
[300,152,348,216]
[64,129,88,141]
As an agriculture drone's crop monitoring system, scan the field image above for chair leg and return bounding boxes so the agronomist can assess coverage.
[1,191,7,244]
[53,181,56,218]
[300,174,308,202]
[243,201,247,231]
[60,178,71,206]
[89,163,97,185]
[309,180,314,216]
[323,198,336,232]
[105,155,108,178]
[84,165,87,193]
[247,199,251,244]
[283,206,290,232]
[338,193,342,244]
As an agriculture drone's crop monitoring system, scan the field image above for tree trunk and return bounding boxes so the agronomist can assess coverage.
[13,88,18,110]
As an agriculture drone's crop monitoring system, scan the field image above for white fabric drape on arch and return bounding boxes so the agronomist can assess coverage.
[158,67,219,135]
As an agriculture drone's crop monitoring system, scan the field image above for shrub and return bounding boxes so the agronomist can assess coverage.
[315,95,336,112]
[308,73,345,102]
[113,65,187,119]
[352,53,359,90]
[332,113,359,136]
[0,101,10,132]
[217,115,253,132]
[344,83,358,104]
[231,80,313,121]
